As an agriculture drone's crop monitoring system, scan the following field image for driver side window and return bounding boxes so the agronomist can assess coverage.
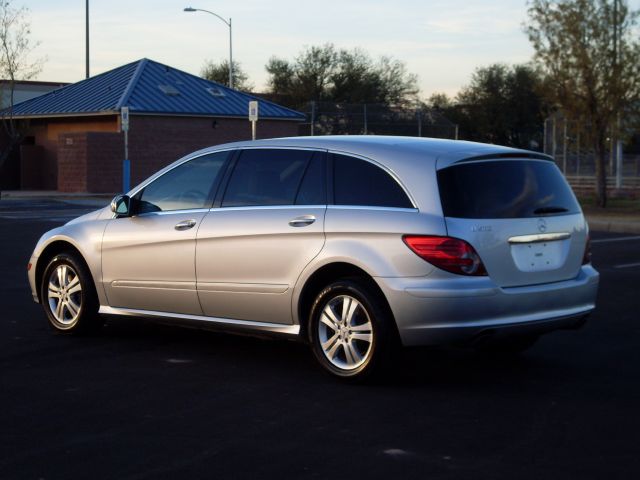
[136,151,230,213]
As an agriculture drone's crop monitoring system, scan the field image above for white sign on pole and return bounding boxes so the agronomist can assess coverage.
[248,101,259,121]
[121,106,130,132]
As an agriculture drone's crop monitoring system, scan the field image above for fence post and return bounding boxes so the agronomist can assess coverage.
[310,101,316,136]
[363,103,368,135]
[417,109,422,137]
[454,124,459,140]
[563,119,568,174]
[543,118,548,154]
[552,117,557,168]
[576,130,581,177]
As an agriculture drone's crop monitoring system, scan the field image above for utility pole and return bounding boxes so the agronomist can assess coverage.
[85,0,90,78]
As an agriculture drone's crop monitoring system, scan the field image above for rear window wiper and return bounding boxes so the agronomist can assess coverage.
[533,206,569,215]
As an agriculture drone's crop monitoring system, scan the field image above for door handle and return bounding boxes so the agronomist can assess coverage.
[288,215,316,227]
[174,219,197,231]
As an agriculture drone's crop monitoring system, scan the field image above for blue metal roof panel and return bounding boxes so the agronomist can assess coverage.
[126,59,304,119]
[10,60,139,116]
[9,58,304,121]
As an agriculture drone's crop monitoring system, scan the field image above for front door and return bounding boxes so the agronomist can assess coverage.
[101,151,231,314]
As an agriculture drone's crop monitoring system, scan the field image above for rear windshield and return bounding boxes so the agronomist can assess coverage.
[437,160,580,219]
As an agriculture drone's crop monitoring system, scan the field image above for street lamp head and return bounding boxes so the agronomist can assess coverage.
[183,7,196,12]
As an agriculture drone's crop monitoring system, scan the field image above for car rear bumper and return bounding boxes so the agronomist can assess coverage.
[375,265,599,346]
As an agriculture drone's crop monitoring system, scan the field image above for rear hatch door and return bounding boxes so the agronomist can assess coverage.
[436,158,587,288]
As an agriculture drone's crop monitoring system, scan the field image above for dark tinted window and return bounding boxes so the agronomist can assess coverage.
[295,153,326,205]
[137,151,229,213]
[222,149,312,207]
[437,160,581,219]
[333,154,412,208]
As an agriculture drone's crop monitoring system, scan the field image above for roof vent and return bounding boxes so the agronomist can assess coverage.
[206,87,226,98]
[158,84,180,96]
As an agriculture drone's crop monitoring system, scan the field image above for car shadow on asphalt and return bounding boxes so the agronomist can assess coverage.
[91,316,564,390]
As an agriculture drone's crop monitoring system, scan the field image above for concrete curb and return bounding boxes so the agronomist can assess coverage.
[586,217,640,234]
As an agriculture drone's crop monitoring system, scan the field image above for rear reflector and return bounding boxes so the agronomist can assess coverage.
[27,263,31,271]
[582,234,592,265]
[403,235,488,276]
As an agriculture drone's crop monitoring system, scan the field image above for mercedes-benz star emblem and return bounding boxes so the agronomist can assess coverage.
[537,218,547,233]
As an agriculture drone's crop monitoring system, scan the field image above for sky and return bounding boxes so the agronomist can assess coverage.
[23,0,640,98]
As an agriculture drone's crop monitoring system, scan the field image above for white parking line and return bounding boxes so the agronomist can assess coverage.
[614,262,640,269]
[591,236,640,244]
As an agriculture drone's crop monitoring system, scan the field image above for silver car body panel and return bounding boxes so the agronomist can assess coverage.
[101,209,209,315]
[195,205,327,324]
[28,136,599,346]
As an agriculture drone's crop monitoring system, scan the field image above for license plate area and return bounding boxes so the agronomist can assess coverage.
[510,240,567,272]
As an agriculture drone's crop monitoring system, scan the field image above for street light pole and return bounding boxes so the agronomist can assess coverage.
[183,7,233,89]
[85,0,90,78]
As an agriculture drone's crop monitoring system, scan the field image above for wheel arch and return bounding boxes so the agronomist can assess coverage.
[296,261,397,342]
[35,240,93,303]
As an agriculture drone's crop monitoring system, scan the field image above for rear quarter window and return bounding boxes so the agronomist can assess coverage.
[333,154,413,208]
[437,159,581,219]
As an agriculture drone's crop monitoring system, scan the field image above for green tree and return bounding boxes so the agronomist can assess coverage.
[200,59,253,92]
[526,0,640,207]
[0,0,43,178]
[450,64,547,148]
[265,43,419,109]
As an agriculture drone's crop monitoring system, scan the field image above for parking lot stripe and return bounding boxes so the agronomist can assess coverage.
[591,236,640,244]
[614,262,640,269]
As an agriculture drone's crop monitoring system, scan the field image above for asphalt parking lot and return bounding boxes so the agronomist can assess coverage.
[1,199,639,479]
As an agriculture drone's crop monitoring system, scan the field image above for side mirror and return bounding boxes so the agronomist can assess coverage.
[110,194,131,217]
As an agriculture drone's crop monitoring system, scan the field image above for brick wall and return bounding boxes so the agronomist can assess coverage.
[54,115,300,193]
[127,115,299,186]
[57,133,88,192]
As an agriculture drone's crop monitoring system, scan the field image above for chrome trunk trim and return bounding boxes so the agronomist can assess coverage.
[508,232,571,244]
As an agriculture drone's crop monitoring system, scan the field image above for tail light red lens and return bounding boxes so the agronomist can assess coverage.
[582,233,592,265]
[403,235,488,276]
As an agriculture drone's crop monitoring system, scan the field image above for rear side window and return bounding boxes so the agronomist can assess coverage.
[437,160,581,219]
[333,154,413,208]
[222,149,312,207]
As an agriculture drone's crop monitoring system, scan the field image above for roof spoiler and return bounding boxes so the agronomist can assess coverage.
[455,152,554,163]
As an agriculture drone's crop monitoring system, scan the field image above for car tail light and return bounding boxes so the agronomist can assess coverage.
[403,235,488,276]
[582,233,592,265]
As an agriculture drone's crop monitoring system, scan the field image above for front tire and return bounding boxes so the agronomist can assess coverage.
[40,253,102,334]
[309,280,395,380]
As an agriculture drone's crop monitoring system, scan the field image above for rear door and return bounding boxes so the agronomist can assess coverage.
[436,158,587,287]
[195,148,327,324]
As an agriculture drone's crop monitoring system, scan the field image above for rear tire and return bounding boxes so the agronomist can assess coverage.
[40,252,103,334]
[309,279,395,380]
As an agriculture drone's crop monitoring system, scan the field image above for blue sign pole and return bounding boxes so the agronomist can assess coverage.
[121,106,130,192]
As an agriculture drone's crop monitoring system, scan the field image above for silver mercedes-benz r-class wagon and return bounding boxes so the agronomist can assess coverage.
[28,136,599,379]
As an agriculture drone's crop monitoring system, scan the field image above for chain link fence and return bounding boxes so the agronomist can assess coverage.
[543,117,640,196]
[298,102,458,139]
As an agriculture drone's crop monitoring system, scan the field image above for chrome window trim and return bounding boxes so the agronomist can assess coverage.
[327,205,418,213]
[230,146,327,152]
[327,149,418,209]
[111,208,211,220]
[212,204,327,212]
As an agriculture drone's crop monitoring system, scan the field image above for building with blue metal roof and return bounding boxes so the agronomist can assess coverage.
[6,58,304,192]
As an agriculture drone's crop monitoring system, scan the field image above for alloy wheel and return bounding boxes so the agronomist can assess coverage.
[318,294,374,370]
[47,264,83,326]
